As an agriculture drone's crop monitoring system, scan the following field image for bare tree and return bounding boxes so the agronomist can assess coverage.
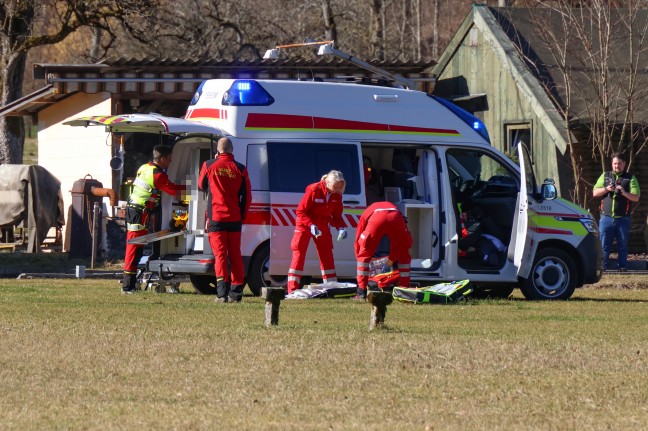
[508,0,648,206]
[0,0,158,165]
[321,0,338,43]
[369,0,386,60]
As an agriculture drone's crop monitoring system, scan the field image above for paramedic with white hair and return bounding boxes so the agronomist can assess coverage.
[287,170,348,293]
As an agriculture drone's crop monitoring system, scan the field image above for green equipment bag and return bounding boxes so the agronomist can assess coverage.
[393,280,472,304]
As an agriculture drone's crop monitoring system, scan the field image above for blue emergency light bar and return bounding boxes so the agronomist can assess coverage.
[431,95,490,144]
[222,80,275,106]
[190,81,204,106]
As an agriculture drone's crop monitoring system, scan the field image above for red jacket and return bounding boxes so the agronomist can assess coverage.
[296,180,344,231]
[152,164,185,199]
[354,201,407,255]
[198,153,252,223]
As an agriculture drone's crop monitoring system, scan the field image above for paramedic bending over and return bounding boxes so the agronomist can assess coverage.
[287,170,348,293]
[354,201,413,300]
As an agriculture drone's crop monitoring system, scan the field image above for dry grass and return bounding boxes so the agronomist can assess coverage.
[1,278,648,430]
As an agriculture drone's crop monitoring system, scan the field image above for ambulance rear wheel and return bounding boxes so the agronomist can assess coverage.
[189,275,218,295]
[520,247,576,300]
[248,243,288,296]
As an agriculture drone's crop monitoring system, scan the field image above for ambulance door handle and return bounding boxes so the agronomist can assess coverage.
[343,200,360,205]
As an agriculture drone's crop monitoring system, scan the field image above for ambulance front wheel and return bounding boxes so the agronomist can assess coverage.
[520,247,576,300]
[248,242,288,296]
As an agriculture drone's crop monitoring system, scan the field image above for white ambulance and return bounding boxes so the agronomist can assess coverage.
[66,77,602,300]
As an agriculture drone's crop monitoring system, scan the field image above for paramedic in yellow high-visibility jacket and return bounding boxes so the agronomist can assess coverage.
[122,145,185,293]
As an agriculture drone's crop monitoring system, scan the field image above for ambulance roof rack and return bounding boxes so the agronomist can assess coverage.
[263,40,417,90]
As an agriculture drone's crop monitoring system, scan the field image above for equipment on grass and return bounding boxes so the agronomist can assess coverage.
[368,270,400,291]
[286,282,357,299]
[393,280,472,304]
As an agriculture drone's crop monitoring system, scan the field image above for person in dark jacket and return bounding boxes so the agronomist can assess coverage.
[122,145,185,293]
[592,152,640,272]
[198,137,252,302]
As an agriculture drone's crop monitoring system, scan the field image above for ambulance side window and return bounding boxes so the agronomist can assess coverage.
[267,143,360,194]
[246,144,269,191]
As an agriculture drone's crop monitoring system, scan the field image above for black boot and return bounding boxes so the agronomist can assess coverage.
[229,284,244,303]
[353,287,367,301]
[216,279,230,302]
[121,273,138,294]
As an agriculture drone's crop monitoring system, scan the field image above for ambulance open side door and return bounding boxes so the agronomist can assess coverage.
[266,141,365,278]
[512,142,536,278]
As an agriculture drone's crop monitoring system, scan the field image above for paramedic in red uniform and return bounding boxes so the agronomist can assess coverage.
[122,145,185,293]
[287,170,348,293]
[354,201,413,299]
[198,137,252,303]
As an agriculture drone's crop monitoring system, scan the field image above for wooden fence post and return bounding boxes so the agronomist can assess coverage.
[262,287,286,326]
[368,291,393,330]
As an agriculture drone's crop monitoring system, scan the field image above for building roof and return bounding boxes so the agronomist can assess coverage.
[1,57,435,118]
[490,7,648,124]
[434,5,648,153]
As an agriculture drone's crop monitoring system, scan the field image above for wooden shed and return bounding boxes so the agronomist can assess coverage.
[433,5,648,252]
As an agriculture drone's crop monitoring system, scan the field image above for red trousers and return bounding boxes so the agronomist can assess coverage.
[124,229,148,274]
[356,210,412,291]
[287,227,337,293]
[124,208,151,275]
[208,230,245,285]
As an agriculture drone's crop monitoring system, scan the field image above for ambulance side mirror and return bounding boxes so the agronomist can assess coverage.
[540,178,557,200]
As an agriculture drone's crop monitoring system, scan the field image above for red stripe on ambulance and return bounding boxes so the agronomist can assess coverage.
[530,227,573,235]
[314,117,389,131]
[246,113,312,128]
[245,113,459,135]
[273,209,289,226]
[344,213,358,228]
[245,209,270,225]
[187,108,222,119]
[280,208,296,225]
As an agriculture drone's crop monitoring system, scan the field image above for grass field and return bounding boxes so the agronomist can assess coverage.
[1,277,647,430]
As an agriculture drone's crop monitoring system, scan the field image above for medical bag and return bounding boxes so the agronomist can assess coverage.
[392,280,472,304]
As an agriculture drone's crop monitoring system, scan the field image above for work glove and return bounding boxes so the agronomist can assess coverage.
[310,224,322,238]
[337,228,347,242]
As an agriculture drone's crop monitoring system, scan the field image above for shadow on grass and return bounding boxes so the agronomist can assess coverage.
[567,297,647,303]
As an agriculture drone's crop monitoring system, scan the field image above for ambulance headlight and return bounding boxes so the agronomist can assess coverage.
[222,80,275,106]
[580,218,598,234]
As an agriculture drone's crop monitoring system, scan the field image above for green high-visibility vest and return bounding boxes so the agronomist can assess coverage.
[128,163,160,207]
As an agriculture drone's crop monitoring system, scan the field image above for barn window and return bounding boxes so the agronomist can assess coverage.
[504,122,532,161]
